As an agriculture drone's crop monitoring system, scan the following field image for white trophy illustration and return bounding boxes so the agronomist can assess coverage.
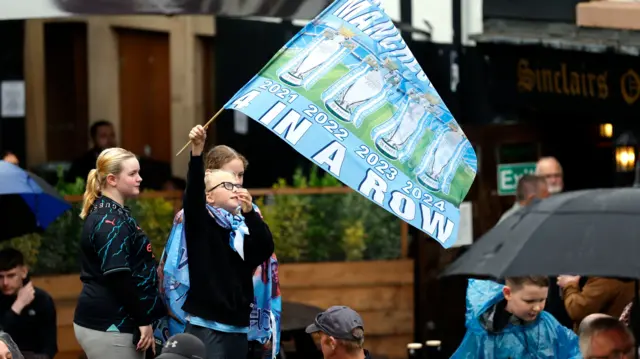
[324,57,400,126]
[423,92,444,118]
[415,121,468,193]
[373,90,430,161]
[279,27,357,88]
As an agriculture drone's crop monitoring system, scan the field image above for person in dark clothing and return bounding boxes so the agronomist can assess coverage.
[73,147,165,359]
[546,281,574,329]
[66,120,117,183]
[0,249,56,359]
[183,125,274,359]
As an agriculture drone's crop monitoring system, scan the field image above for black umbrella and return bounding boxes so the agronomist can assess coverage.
[442,188,640,279]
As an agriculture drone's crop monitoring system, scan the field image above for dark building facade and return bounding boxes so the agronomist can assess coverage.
[0,21,26,165]
[465,0,640,193]
[420,1,640,356]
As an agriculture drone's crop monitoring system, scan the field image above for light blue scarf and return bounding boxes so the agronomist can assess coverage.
[206,204,249,259]
[161,204,281,357]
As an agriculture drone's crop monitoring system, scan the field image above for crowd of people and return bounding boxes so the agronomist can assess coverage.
[3,107,388,359]
[0,124,373,359]
[1,122,639,359]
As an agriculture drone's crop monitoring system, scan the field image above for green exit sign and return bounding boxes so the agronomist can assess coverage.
[497,162,537,196]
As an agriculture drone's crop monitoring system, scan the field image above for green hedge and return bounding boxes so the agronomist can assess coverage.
[256,166,402,263]
[10,167,401,274]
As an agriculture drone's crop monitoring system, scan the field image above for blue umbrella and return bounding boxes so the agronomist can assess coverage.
[0,161,72,241]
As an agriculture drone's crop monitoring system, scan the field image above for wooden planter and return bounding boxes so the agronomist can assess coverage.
[279,259,414,359]
[32,274,84,358]
[34,259,413,359]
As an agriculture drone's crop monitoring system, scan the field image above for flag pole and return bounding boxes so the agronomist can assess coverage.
[175,107,225,157]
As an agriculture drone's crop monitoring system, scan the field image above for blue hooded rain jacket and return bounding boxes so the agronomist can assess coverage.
[451,279,582,359]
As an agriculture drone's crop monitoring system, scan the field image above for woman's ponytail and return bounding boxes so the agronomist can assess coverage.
[79,147,136,219]
[80,169,100,219]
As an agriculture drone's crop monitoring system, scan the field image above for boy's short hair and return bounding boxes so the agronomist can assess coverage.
[0,248,24,272]
[505,276,549,290]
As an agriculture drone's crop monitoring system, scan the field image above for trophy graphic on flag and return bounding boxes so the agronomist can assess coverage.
[415,121,468,193]
[278,26,357,88]
[373,90,431,161]
[422,92,444,118]
[324,56,400,126]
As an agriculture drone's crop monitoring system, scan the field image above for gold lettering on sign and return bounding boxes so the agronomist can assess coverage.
[517,59,609,99]
[621,69,640,105]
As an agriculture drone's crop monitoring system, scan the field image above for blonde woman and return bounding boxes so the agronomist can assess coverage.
[73,148,165,359]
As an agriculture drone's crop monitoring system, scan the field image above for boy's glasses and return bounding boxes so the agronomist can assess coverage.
[207,182,242,192]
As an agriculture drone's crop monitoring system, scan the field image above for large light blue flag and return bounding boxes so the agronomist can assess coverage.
[224,0,477,247]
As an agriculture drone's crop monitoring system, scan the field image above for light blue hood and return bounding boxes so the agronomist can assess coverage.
[464,278,505,330]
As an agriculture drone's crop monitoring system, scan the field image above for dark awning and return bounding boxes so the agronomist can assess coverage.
[473,19,640,55]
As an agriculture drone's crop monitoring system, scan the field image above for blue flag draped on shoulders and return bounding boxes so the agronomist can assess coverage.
[161,205,282,357]
[223,0,477,248]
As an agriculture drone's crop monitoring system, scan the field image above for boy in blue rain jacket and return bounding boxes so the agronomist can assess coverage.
[451,277,581,359]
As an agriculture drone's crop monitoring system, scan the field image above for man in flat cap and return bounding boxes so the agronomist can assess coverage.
[306,306,372,359]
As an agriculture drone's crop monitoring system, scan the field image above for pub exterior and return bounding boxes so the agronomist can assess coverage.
[423,1,640,357]
[477,26,640,126]
[464,0,640,200]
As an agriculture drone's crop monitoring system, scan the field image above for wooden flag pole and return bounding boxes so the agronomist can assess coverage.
[175,107,225,157]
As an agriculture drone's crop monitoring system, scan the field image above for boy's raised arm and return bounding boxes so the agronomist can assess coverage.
[183,126,207,237]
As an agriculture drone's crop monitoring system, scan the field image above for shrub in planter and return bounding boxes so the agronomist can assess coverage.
[296,168,346,262]
[0,234,42,268]
[341,219,366,261]
[125,194,175,260]
[339,192,402,261]
[260,166,401,263]
[9,164,401,272]
[33,204,84,274]
[255,179,310,263]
